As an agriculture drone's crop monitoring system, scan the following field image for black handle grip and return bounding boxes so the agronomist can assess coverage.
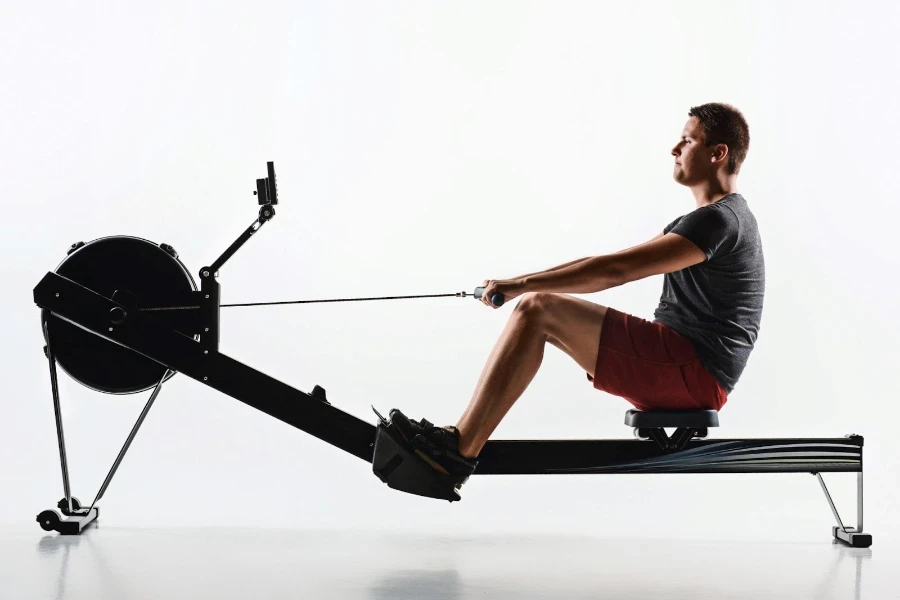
[474,286,505,307]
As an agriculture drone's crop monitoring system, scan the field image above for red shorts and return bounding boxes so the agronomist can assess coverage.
[586,308,727,412]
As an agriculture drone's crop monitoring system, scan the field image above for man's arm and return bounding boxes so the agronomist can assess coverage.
[520,232,706,295]
[510,256,593,282]
[510,231,665,282]
[613,231,665,253]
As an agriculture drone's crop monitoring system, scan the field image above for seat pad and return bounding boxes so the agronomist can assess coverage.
[625,409,719,429]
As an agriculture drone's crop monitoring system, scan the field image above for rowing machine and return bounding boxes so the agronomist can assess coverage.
[32,162,872,548]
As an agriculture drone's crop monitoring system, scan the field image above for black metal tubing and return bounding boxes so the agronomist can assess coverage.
[209,218,267,275]
[34,270,864,475]
[35,271,376,462]
[199,272,220,352]
[474,437,861,474]
[42,321,72,510]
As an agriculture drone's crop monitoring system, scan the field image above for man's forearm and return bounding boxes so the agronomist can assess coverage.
[511,257,593,282]
[519,255,624,295]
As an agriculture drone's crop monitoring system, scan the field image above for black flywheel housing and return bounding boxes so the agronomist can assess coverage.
[42,236,198,395]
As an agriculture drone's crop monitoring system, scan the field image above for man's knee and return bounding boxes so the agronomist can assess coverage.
[514,292,557,316]
[516,292,608,342]
[513,293,563,332]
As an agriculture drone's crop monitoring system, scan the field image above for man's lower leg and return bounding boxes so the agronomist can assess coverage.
[454,311,547,458]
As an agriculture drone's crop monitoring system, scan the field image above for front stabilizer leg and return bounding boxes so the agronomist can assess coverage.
[371,409,464,502]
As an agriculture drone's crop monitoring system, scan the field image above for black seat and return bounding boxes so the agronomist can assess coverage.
[625,409,719,429]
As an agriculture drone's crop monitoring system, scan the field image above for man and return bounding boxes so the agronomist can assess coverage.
[390,102,764,482]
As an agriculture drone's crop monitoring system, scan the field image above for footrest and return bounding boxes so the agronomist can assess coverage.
[371,416,465,502]
[625,409,719,429]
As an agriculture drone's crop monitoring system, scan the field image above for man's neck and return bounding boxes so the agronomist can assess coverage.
[692,179,739,208]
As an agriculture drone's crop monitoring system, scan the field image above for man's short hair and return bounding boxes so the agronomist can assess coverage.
[688,103,750,175]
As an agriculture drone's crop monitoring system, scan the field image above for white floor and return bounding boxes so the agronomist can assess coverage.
[1,525,897,599]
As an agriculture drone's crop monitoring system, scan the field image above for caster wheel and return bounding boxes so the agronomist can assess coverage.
[57,497,81,511]
[633,428,650,440]
[57,497,82,516]
[37,510,61,532]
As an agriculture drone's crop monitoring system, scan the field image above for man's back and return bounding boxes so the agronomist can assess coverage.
[653,193,765,394]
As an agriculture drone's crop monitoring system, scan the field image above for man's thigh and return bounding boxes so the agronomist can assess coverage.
[526,292,609,377]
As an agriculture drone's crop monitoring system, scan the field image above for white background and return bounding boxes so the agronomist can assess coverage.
[2,0,898,543]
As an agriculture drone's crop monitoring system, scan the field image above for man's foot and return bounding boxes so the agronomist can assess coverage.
[389,409,478,479]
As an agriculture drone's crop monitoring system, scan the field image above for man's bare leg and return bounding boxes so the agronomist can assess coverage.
[452,292,609,458]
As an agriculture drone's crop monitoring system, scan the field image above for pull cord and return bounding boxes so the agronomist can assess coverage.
[137,291,477,311]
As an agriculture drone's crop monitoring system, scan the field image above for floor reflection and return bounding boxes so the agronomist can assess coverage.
[12,528,887,600]
[367,568,463,600]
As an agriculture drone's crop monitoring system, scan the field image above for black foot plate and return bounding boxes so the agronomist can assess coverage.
[371,406,465,502]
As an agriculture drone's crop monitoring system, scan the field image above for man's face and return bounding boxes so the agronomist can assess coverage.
[671,117,711,184]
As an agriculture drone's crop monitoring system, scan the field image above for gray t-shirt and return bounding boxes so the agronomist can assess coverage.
[652,193,765,394]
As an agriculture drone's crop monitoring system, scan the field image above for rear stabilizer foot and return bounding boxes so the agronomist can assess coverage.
[833,526,872,548]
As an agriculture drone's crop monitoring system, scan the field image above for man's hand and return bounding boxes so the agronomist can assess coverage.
[479,279,526,308]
